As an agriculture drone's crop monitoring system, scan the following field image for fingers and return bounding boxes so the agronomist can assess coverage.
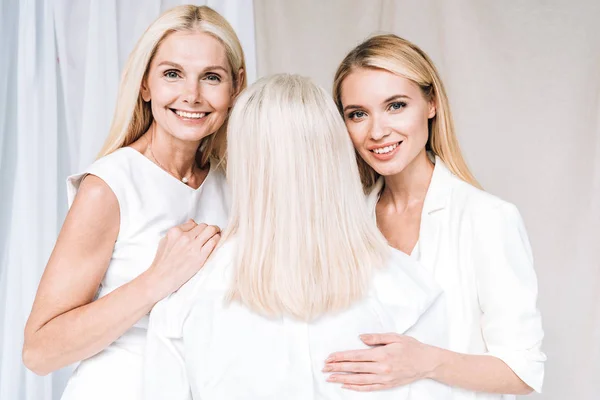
[197,233,220,258]
[165,220,197,241]
[191,224,221,244]
[327,372,381,385]
[178,219,198,232]
[323,362,382,374]
[188,222,210,239]
[360,333,402,346]
[341,383,390,392]
[326,349,375,363]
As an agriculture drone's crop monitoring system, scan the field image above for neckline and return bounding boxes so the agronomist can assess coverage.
[121,146,212,192]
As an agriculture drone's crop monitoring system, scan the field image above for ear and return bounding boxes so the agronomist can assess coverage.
[140,79,151,102]
[427,98,436,119]
[232,68,245,99]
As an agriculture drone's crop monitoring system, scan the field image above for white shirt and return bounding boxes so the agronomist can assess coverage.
[367,156,546,399]
[144,240,452,400]
[60,147,230,400]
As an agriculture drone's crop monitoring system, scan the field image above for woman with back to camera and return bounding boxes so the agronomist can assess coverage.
[143,73,451,400]
[323,34,545,399]
[22,5,246,400]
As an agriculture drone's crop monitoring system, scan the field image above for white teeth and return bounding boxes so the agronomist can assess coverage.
[373,143,399,154]
[175,110,206,119]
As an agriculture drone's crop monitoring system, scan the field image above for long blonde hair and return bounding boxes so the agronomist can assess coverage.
[333,34,480,189]
[224,74,390,321]
[97,5,247,167]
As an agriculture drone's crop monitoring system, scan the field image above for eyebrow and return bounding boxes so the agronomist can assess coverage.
[343,94,412,113]
[157,61,229,73]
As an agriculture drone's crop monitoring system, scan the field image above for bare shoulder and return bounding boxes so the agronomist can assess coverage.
[71,174,119,217]
[62,173,120,250]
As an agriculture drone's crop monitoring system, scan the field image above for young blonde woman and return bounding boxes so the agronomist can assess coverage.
[323,34,545,399]
[22,5,246,400]
[143,74,451,400]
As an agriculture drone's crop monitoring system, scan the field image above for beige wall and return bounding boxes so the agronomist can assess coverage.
[254,1,600,399]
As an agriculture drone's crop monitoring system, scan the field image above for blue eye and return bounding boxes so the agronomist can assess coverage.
[204,73,222,83]
[389,101,407,111]
[164,70,180,79]
[348,110,367,120]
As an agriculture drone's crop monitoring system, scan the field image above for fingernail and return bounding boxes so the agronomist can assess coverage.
[322,366,332,372]
[327,376,336,382]
[360,334,371,340]
[325,357,333,363]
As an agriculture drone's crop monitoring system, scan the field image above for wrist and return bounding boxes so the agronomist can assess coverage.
[137,268,169,306]
[424,345,448,380]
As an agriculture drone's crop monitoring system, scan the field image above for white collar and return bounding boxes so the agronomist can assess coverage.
[367,154,457,215]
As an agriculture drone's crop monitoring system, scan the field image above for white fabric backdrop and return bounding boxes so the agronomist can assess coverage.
[0,1,256,399]
[254,1,600,399]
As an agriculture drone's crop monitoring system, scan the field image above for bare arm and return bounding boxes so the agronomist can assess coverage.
[23,175,220,375]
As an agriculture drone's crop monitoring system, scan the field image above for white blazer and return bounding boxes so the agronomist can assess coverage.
[143,240,452,400]
[367,156,546,399]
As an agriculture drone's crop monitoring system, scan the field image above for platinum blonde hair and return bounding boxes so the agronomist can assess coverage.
[224,74,390,321]
[333,34,480,189]
[97,5,247,168]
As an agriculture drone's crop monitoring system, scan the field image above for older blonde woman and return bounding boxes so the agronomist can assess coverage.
[143,74,451,400]
[324,34,545,399]
[22,5,246,400]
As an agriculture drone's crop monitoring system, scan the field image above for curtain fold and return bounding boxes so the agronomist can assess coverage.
[1,0,58,399]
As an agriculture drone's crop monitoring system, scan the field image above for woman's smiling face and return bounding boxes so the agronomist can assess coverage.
[141,31,237,143]
[340,68,436,177]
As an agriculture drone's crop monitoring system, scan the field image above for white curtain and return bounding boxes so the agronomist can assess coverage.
[254,0,600,399]
[0,1,256,399]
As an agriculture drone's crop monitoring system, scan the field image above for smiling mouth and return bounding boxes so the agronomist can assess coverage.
[370,142,401,154]
[170,109,210,120]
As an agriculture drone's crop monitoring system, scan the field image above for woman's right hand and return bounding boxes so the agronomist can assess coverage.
[146,219,221,301]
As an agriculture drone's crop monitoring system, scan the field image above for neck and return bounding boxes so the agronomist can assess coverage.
[146,122,201,177]
[380,149,434,211]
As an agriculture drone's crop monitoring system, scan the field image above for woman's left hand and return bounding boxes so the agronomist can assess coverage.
[323,333,440,392]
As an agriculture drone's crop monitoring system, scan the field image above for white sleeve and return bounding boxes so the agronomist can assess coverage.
[144,300,192,400]
[473,202,546,393]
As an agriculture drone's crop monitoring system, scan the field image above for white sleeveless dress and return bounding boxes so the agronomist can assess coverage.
[60,147,230,400]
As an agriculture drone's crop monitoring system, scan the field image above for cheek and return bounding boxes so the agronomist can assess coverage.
[345,121,369,148]
[393,111,429,141]
[205,85,233,112]
[148,79,180,105]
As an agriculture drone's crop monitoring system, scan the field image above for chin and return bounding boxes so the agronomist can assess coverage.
[372,161,409,177]
[176,128,216,142]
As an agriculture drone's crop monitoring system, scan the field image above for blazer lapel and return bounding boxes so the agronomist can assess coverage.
[419,156,454,273]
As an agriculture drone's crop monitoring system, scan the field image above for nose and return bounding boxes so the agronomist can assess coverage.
[183,79,202,104]
[369,114,391,141]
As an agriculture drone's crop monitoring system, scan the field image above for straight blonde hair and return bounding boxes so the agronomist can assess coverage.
[224,74,390,321]
[97,5,247,168]
[333,34,480,189]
